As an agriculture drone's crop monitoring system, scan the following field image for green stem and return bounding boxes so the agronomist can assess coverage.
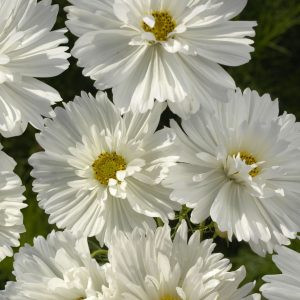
[179,205,191,220]
[91,248,108,258]
[172,205,192,238]
[156,217,164,227]
[199,221,206,240]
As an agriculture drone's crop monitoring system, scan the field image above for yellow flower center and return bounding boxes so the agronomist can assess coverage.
[160,295,180,300]
[92,152,127,185]
[234,151,260,177]
[142,11,176,41]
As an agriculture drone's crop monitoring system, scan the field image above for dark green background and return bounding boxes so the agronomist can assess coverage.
[1,0,300,297]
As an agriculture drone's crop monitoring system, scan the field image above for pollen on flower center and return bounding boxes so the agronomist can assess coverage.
[160,295,180,300]
[233,151,260,177]
[142,11,176,41]
[92,152,127,185]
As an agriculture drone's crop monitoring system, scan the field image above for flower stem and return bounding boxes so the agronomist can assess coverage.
[91,248,108,258]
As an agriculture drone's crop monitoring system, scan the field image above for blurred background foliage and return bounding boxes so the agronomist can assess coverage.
[0,0,300,297]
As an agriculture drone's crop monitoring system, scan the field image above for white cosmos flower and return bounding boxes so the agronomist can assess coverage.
[29,91,179,245]
[107,221,260,300]
[165,88,300,256]
[0,0,70,137]
[65,0,256,118]
[260,246,300,300]
[0,143,26,261]
[1,230,116,300]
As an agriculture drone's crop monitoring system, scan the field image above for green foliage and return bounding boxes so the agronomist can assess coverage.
[0,1,299,296]
[230,0,300,118]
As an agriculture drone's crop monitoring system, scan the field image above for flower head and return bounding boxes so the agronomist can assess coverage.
[0,143,26,261]
[260,246,300,299]
[1,230,115,299]
[0,0,70,137]
[29,91,179,245]
[165,88,300,255]
[108,221,260,299]
[65,0,256,118]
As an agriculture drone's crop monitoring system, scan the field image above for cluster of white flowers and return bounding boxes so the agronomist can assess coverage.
[1,222,261,300]
[0,0,299,299]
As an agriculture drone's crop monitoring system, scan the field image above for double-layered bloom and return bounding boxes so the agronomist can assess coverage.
[29,91,179,245]
[0,0,69,137]
[165,88,300,255]
[0,143,26,261]
[1,230,115,299]
[108,221,260,299]
[66,0,256,118]
[260,246,300,299]
[1,223,260,299]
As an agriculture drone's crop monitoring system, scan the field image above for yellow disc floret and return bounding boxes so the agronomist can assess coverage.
[160,295,180,300]
[142,11,176,41]
[234,151,260,177]
[92,152,127,185]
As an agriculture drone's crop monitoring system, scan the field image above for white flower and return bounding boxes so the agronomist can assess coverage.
[29,91,179,245]
[260,246,300,300]
[65,0,256,118]
[0,143,26,261]
[108,221,260,300]
[165,88,300,256]
[0,0,70,137]
[1,230,115,300]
